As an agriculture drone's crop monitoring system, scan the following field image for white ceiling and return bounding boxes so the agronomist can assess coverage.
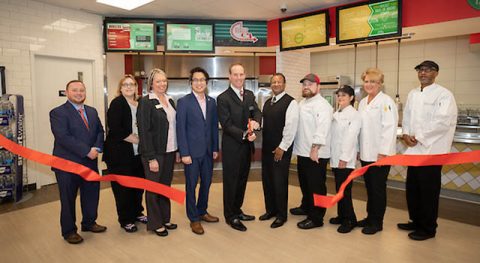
[34,0,359,20]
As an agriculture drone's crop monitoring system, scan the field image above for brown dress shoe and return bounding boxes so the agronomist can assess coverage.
[65,233,83,244]
[81,223,107,233]
[201,213,219,223]
[190,221,204,235]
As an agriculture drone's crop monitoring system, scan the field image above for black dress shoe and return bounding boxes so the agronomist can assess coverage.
[329,216,342,225]
[238,213,255,221]
[297,219,323,230]
[155,227,168,237]
[337,221,356,234]
[289,207,307,216]
[408,231,435,241]
[81,223,107,233]
[259,212,275,221]
[164,223,177,230]
[229,218,247,232]
[121,223,138,233]
[362,225,383,235]
[270,218,286,228]
[397,221,416,231]
[357,218,369,228]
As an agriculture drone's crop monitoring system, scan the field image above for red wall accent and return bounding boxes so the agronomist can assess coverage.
[267,0,480,47]
[259,56,276,75]
[470,33,480,44]
[124,55,133,74]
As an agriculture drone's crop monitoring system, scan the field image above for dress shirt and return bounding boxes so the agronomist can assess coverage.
[293,93,333,158]
[230,85,244,101]
[127,102,139,155]
[358,91,398,162]
[402,83,457,154]
[193,91,207,119]
[270,91,299,151]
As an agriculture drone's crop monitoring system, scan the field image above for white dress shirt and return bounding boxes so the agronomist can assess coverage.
[293,93,333,158]
[358,91,398,162]
[270,91,299,151]
[230,85,244,101]
[148,92,177,153]
[402,83,457,154]
[330,105,361,169]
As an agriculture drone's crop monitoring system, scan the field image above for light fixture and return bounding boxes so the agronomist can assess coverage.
[96,0,154,11]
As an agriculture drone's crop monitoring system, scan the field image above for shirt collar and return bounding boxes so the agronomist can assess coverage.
[272,91,286,102]
[68,100,84,111]
[193,91,206,101]
[148,92,172,101]
[230,85,243,97]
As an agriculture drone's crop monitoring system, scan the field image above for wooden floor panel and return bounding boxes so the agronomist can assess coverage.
[0,182,479,262]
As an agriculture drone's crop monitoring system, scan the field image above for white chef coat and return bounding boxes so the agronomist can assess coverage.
[358,91,398,162]
[330,105,361,169]
[402,83,457,154]
[293,93,333,158]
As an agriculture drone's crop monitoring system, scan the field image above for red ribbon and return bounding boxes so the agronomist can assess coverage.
[314,151,480,208]
[0,134,185,204]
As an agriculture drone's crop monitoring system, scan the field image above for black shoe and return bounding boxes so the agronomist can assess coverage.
[164,223,177,230]
[259,212,275,221]
[337,221,356,234]
[155,227,168,237]
[357,218,369,228]
[121,223,138,233]
[362,225,383,235]
[270,218,286,229]
[297,219,323,230]
[408,231,435,241]
[135,215,148,224]
[397,221,416,231]
[289,207,307,216]
[229,218,247,232]
[329,217,342,225]
[238,213,255,221]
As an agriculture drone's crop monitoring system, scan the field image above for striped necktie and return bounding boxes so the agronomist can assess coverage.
[78,108,89,130]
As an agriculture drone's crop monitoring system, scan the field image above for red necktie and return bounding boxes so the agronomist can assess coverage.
[78,108,89,130]
[240,89,244,101]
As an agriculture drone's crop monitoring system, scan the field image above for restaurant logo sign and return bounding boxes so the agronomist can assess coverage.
[467,0,480,10]
[230,21,258,43]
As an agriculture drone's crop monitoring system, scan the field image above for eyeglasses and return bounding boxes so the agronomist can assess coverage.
[363,80,379,84]
[192,78,207,84]
[416,67,437,73]
[122,83,137,87]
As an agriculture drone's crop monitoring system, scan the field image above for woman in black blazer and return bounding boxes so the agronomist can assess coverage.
[137,68,179,237]
[103,74,146,233]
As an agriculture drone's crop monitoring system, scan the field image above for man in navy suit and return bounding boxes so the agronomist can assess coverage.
[50,80,106,244]
[176,67,220,235]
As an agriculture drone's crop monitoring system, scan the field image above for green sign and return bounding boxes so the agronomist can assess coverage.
[106,23,155,51]
[468,0,480,10]
[369,0,399,36]
[166,24,213,52]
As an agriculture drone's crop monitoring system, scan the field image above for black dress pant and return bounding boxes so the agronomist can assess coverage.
[142,152,175,231]
[108,155,145,226]
[332,168,356,223]
[406,165,442,235]
[360,161,390,227]
[297,156,328,225]
[223,144,251,222]
[261,149,292,220]
[55,171,99,238]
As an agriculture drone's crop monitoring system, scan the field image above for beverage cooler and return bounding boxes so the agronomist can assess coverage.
[0,94,24,202]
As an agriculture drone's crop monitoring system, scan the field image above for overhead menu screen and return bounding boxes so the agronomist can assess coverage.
[337,0,402,44]
[280,11,329,51]
[166,23,214,52]
[105,22,156,52]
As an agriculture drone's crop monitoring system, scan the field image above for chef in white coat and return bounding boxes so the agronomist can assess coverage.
[357,68,398,235]
[398,60,457,241]
[329,85,361,234]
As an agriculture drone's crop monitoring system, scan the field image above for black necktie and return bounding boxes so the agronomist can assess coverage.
[271,96,276,105]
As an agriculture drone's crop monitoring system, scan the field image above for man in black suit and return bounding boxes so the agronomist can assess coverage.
[50,80,106,244]
[217,63,261,231]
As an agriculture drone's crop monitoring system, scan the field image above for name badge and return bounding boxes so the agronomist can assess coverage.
[155,104,162,109]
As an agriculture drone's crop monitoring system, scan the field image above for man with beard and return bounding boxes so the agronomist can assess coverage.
[50,80,106,244]
[291,73,333,229]
[399,60,457,241]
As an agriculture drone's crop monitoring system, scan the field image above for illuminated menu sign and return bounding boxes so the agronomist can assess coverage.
[337,0,402,44]
[280,11,329,51]
[106,22,156,52]
[166,23,214,52]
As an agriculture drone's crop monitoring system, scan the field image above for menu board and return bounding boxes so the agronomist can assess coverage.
[280,11,329,51]
[166,23,214,52]
[337,0,402,44]
[105,22,156,52]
